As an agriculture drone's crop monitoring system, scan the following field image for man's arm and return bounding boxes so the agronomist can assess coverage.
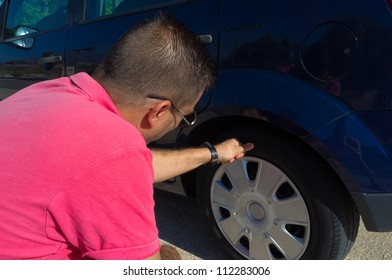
[151,138,253,183]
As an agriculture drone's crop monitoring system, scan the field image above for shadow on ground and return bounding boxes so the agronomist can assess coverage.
[154,188,228,260]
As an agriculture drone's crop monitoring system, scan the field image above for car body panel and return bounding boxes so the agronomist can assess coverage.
[218,0,392,111]
[0,0,71,99]
[208,70,352,135]
[0,30,68,99]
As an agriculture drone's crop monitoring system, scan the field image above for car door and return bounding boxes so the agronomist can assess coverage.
[0,0,73,100]
[65,0,218,144]
[66,0,218,75]
[66,0,218,146]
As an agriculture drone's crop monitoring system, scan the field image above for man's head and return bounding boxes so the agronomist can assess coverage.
[93,14,214,142]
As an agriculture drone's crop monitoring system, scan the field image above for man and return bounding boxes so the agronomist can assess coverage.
[0,15,252,260]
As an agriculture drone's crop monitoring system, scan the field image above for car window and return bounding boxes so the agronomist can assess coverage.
[86,0,173,19]
[4,0,70,39]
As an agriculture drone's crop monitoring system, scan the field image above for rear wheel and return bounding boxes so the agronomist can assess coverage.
[197,125,359,259]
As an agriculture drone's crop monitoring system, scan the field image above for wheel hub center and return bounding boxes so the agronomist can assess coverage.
[247,201,265,223]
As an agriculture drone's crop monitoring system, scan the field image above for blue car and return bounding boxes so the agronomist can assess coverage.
[1,0,392,260]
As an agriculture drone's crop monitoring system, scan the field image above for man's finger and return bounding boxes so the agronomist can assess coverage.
[235,153,245,159]
[241,143,254,153]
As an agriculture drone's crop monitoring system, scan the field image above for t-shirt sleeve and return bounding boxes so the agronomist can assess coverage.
[46,147,160,260]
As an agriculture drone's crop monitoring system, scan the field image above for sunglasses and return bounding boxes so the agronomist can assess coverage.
[147,95,197,128]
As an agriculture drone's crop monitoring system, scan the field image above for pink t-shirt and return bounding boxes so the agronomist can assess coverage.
[0,73,160,259]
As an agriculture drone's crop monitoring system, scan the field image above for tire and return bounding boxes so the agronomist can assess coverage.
[197,125,359,260]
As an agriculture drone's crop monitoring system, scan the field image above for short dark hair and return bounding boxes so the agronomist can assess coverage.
[93,14,215,108]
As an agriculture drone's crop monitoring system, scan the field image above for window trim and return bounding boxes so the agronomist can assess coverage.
[82,0,187,23]
[0,0,7,41]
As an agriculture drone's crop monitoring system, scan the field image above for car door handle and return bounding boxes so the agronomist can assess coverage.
[198,34,213,44]
[39,55,63,64]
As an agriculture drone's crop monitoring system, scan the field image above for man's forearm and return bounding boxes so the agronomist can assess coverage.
[151,147,211,183]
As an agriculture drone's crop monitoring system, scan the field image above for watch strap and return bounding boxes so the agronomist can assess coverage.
[200,142,219,164]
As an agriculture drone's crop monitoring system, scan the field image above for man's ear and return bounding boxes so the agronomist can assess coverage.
[144,100,172,128]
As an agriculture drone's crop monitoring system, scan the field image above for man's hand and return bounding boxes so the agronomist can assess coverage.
[215,138,254,164]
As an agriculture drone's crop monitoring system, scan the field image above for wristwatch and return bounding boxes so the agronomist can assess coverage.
[200,142,219,164]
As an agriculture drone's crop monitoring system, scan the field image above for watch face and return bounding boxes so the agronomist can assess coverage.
[211,148,219,162]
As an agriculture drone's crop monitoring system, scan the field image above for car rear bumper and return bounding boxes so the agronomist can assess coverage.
[351,192,392,231]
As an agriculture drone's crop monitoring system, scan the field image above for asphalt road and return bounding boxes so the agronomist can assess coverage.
[154,185,392,260]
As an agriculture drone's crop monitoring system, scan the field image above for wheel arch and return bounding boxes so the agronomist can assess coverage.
[180,69,357,207]
[180,113,354,206]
